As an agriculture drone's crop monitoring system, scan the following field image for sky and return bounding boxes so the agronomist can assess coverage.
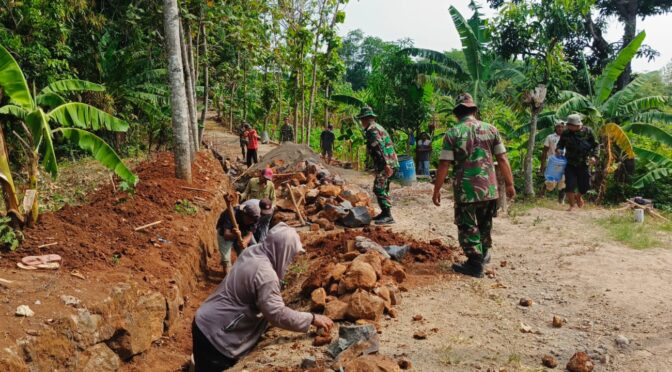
[338,0,672,73]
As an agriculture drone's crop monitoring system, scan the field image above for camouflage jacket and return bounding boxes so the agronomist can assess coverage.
[556,126,598,166]
[440,116,506,204]
[280,124,294,142]
[365,122,399,172]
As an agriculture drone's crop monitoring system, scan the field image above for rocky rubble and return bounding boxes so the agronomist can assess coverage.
[301,237,407,324]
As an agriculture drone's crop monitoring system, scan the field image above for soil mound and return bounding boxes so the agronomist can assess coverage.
[2,151,225,280]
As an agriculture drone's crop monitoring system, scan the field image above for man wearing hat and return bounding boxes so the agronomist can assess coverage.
[216,199,267,274]
[357,106,399,225]
[540,121,567,202]
[241,168,276,207]
[556,114,598,211]
[432,93,516,278]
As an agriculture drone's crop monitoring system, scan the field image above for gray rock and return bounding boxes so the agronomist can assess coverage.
[327,324,379,358]
[15,305,34,317]
[77,343,121,372]
[60,295,81,307]
[340,206,371,228]
[615,335,630,347]
[301,356,317,369]
[355,236,390,259]
[384,245,410,261]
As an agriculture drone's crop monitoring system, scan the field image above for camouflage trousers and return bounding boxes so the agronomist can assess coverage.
[373,169,395,209]
[454,200,498,259]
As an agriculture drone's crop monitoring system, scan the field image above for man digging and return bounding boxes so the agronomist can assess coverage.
[358,106,399,225]
[432,93,516,278]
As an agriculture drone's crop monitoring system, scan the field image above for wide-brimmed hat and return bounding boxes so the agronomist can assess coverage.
[356,106,377,120]
[453,93,477,112]
[566,114,583,126]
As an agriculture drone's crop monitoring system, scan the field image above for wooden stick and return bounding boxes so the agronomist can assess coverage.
[233,166,256,183]
[288,185,306,226]
[38,242,58,249]
[224,194,245,247]
[180,186,213,193]
[134,220,163,231]
[110,173,116,193]
[0,278,13,285]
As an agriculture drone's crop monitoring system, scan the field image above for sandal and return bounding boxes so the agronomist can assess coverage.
[21,254,62,267]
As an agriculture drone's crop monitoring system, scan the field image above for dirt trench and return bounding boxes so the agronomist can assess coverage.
[0,152,231,371]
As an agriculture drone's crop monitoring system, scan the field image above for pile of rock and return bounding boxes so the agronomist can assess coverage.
[301,236,407,324]
[258,158,374,230]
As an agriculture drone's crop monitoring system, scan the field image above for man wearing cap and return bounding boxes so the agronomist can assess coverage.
[432,93,516,278]
[244,123,261,167]
[556,114,598,211]
[216,199,262,273]
[280,117,295,143]
[357,106,399,225]
[320,124,336,164]
[241,168,276,207]
[540,121,567,202]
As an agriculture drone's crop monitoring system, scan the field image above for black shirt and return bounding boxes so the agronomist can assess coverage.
[320,130,335,151]
[556,127,599,166]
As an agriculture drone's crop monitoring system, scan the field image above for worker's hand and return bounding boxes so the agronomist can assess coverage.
[232,227,241,237]
[432,188,442,207]
[312,314,334,332]
[384,165,394,178]
[506,184,516,200]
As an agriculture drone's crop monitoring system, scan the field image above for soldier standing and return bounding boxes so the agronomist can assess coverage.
[432,94,516,278]
[357,106,399,225]
[280,117,295,143]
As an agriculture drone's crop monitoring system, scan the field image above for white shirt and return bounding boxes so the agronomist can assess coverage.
[544,133,563,156]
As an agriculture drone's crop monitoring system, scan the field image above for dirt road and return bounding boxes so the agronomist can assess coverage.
[195,123,672,371]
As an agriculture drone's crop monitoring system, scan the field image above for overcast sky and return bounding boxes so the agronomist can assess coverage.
[338,0,671,72]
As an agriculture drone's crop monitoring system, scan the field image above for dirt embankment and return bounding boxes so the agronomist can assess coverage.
[0,152,228,371]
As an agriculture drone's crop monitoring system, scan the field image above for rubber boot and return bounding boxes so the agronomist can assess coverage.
[374,207,395,225]
[452,256,484,278]
[483,250,491,264]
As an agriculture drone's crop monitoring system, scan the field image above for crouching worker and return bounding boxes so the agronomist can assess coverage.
[216,200,260,274]
[193,223,334,371]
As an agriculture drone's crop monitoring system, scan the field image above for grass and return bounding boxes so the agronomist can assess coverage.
[174,199,198,215]
[597,214,671,250]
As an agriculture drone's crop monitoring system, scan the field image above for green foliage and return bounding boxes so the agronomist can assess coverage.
[0,216,23,251]
[597,215,667,250]
[174,199,198,216]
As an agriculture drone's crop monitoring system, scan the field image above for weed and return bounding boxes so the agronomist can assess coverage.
[288,260,309,275]
[438,345,463,366]
[597,214,665,250]
[532,216,543,226]
[174,199,198,215]
[111,253,121,265]
[508,353,522,366]
[438,260,453,272]
[0,217,23,251]
[119,181,136,195]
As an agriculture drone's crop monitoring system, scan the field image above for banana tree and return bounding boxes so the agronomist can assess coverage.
[547,32,671,199]
[0,45,137,226]
[401,1,492,103]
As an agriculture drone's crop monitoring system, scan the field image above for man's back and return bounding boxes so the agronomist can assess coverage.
[320,130,335,150]
[366,123,399,171]
[441,118,505,203]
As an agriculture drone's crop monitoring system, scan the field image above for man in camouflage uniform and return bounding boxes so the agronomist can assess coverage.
[358,106,399,225]
[280,117,295,143]
[432,93,516,278]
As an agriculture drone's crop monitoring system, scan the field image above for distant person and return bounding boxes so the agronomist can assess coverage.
[432,93,515,278]
[540,121,566,202]
[216,199,260,274]
[237,124,247,159]
[357,106,399,225]
[244,123,260,167]
[556,114,598,212]
[320,124,336,164]
[280,117,295,143]
[193,223,333,371]
[241,168,276,206]
[416,132,432,176]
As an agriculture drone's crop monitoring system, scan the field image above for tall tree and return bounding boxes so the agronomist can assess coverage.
[163,0,192,181]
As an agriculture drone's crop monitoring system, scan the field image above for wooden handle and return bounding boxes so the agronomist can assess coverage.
[224,194,245,247]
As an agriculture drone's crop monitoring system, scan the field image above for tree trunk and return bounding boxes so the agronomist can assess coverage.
[163,0,192,182]
[324,84,330,127]
[522,85,547,197]
[242,57,248,122]
[496,167,508,215]
[293,72,300,142]
[300,66,306,143]
[617,1,638,89]
[0,125,22,224]
[306,0,328,147]
[199,22,209,142]
[179,20,198,157]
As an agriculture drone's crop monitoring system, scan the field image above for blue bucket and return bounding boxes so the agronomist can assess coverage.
[396,155,416,186]
[544,155,567,182]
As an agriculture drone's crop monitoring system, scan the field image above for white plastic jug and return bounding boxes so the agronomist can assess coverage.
[634,208,645,223]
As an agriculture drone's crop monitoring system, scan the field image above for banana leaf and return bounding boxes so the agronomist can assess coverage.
[35,92,66,108]
[593,31,646,106]
[48,103,128,132]
[602,123,635,159]
[625,123,672,148]
[0,105,29,120]
[40,79,105,95]
[26,109,58,177]
[56,128,138,185]
[0,45,33,109]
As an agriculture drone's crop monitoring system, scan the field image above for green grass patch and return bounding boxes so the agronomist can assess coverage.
[174,199,198,215]
[597,214,668,250]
